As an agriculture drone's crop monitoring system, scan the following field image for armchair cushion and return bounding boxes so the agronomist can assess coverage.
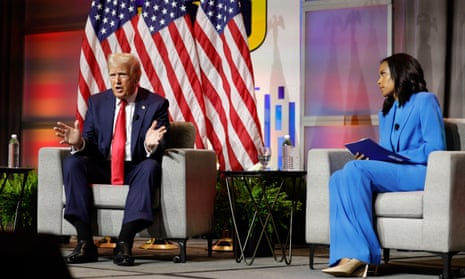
[374,191,423,218]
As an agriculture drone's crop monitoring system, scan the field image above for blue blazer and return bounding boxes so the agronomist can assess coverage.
[79,87,170,163]
[378,92,445,164]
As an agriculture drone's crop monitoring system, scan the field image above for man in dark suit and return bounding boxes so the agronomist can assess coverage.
[54,53,169,266]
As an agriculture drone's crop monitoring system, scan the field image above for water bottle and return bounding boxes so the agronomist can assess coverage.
[282,134,293,170]
[8,134,20,168]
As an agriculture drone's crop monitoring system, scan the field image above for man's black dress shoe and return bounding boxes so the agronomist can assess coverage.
[66,240,98,264]
[113,241,134,266]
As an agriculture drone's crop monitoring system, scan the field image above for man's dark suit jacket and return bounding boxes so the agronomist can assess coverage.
[79,87,170,163]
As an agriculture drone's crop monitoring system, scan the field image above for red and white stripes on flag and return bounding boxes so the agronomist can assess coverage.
[134,0,208,149]
[194,0,263,170]
[78,0,263,170]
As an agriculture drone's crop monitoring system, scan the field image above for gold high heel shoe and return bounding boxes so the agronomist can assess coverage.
[321,258,366,277]
[351,264,368,278]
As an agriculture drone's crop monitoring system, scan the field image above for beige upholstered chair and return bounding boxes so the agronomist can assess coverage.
[37,121,217,263]
[305,118,465,279]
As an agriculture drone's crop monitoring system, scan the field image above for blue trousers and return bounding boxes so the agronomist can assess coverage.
[62,155,160,226]
[328,159,426,266]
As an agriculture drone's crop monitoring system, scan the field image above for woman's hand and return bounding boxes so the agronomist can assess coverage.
[354,152,369,160]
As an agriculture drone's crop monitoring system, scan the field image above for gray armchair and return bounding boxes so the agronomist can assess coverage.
[305,118,465,279]
[37,121,217,263]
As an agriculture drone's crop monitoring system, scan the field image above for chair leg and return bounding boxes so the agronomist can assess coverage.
[172,239,188,263]
[439,252,454,279]
[308,244,329,269]
[206,234,214,257]
[309,245,316,269]
[170,235,214,263]
[383,248,390,263]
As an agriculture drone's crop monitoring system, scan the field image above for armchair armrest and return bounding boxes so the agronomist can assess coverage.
[305,148,353,244]
[422,150,465,251]
[161,148,217,238]
[37,147,70,234]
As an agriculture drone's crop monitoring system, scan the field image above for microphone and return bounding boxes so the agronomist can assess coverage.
[394,123,399,130]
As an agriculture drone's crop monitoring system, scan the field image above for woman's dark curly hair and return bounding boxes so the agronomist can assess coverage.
[381,53,428,116]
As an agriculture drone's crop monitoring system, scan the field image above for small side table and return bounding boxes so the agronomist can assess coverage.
[0,167,34,231]
[221,170,306,265]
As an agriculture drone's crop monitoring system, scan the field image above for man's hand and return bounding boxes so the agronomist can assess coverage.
[145,120,167,152]
[53,120,83,149]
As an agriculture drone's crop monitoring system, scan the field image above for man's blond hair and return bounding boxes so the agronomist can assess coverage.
[107,53,141,78]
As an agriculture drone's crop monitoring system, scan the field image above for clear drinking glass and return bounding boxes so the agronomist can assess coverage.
[258,146,272,170]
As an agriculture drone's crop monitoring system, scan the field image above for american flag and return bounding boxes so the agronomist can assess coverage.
[133,0,208,148]
[194,0,263,170]
[78,0,263,169]
[77,0,139,125]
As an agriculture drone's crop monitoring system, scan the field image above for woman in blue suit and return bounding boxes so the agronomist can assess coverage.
[322,53,446,277]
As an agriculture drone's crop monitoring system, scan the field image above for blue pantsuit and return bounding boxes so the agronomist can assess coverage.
[328,92,445,266]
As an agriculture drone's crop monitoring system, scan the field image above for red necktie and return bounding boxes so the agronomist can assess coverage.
[111,99,127,185]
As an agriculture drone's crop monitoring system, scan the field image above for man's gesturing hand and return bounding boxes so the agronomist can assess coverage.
[145,120,167,152]
[54,120,83,149]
